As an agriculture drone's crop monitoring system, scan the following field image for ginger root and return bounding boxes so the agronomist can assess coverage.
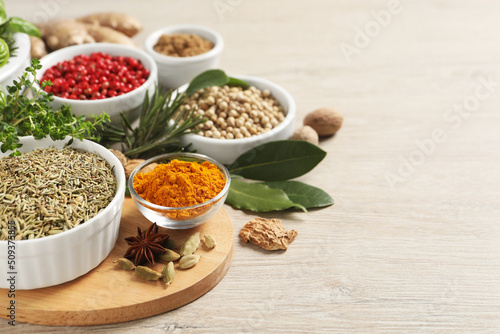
[39,19,95,51]
[240,217,298,251]
[29,36,48,59]
[33,12,141,58]
[124,159,157,180]
[109,149,128,168]
[77,12,142,37]
[108,150,158,180]
[82,23,135,47]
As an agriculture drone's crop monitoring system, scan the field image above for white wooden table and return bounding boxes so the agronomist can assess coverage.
[3,0,500,332]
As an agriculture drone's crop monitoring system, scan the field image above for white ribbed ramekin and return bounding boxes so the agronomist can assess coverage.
[0,136,125,290]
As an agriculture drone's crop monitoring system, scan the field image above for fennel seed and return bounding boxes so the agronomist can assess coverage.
[0,147,117,240]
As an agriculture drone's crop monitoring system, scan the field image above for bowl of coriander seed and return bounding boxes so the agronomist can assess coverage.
[0,136,126,289]
[178,75,296,165]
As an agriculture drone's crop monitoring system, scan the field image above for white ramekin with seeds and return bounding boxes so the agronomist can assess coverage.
[178,75,295,165]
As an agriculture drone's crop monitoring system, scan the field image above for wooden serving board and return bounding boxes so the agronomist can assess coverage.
[0,197,234,326]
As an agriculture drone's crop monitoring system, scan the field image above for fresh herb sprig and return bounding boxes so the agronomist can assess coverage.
[98,69,251,159]
[98,86,207,159]
[0,58,110,156]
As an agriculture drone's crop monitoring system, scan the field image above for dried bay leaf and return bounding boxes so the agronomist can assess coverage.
[185,69,228,96]
[226,76,250,89]
[185,69,251,96]
[228,140,326,181]
[264,180,333,209]
[226,178,305,212]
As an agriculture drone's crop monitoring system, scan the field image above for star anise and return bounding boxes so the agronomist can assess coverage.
[124,223,169,265]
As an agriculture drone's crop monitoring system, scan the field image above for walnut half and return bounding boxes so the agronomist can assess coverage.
[240,217,298,251]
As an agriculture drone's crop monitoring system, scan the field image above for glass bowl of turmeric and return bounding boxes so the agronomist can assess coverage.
[128,152,231,229]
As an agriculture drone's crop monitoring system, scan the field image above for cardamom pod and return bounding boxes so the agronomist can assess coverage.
[179,254,201,269]
[162,261,175,285]
[158,249,180,262]
[204,235,217,249]
[135,266,162,281]
[179,232,200,256]
[117,258,135,270]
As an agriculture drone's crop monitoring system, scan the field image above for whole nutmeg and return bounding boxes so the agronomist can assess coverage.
[303,108,343,136]
[291,125,319,145]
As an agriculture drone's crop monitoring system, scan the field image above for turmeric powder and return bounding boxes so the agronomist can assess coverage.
[133,159,225,208]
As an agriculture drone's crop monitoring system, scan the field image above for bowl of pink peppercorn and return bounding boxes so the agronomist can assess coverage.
[34,43,157,125]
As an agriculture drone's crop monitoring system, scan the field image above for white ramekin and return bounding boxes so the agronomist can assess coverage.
[34,43,158,125]
[178,75,296,165]
[144,24,224,89]
[0,136,126,290]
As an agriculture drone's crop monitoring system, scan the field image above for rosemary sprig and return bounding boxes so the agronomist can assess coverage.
[98,86,206,159]
[98,69,251,159]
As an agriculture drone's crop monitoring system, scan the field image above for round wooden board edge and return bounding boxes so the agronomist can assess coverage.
[11,241,233,326]
[1,206,234,326]
[70,242,233,326]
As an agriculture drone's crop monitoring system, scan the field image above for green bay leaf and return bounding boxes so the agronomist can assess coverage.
[185,69,228,96]
[227,76,250,89]
[6,17,41,38]
[265,180,333,209]
[228,140,327,181]
[226,178,305,212]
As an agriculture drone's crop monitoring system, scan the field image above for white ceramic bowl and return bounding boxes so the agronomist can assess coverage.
[0,136,126,289]
[34,43,158,125]
[144,25,223,89]
[178,76,296,165]
[0,33,31,93]
[129,153,230,229]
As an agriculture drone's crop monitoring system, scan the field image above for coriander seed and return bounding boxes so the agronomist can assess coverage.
[182,85,286,140]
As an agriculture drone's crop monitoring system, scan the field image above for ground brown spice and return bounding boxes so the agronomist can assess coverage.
[153,33,214,57]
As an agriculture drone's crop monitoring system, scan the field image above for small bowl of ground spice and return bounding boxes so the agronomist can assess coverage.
[128,152,230,229]
[144,24,224,89]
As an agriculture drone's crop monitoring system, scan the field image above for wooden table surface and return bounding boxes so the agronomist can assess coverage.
[3,0,500,332]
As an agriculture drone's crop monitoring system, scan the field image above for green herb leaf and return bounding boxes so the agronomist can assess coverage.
[265,180,333,209]
[185,69,252,96]
[226,178,305,212]
[0,90,6,108]
[98,84,206,159]
[227,76,250,89]
[228,140,327,181]
[185,69,228,96]
[0,37,8,67]
[6,17,41,38]
[0,58,109,156]
[0,1,6,25]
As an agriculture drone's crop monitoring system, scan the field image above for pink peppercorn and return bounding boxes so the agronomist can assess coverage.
[40,52,150,100]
